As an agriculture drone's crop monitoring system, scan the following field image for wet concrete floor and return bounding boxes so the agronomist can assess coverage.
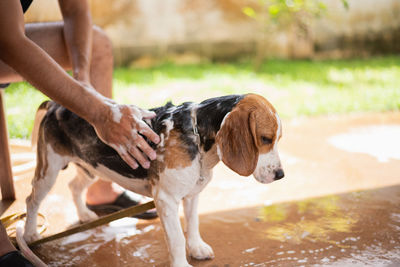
[2,112,400,266]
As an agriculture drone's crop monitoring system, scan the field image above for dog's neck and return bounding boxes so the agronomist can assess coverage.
[195,95,244,152]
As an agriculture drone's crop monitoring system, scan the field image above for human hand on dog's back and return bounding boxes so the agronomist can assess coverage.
[92,97,160,169]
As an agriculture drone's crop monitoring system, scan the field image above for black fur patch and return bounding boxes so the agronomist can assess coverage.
[196,95,244,152]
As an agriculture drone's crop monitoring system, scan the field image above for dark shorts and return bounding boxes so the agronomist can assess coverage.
[0,251,35,267]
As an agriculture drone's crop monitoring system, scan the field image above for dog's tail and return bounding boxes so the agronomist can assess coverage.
[16,220,48,267]
[31,101,51,150]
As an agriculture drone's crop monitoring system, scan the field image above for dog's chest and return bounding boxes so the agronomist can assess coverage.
[185,151,219,197]
[189,168,213,196]
[186,150,216,196]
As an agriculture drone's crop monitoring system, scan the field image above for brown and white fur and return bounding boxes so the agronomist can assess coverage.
[25,94,284,267]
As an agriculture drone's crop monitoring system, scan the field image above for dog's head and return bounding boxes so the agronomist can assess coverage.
[216,94,284,183]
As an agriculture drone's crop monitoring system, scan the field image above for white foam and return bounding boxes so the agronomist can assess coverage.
[328,125,400,162]
[110,105,122,123]
[61,231,93,245]
[61,217,141,246]
[133,244,151,258]
[243,247,258,253]
[103,217,139,242]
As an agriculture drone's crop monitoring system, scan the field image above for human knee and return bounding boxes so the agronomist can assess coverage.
[92,25,113,58]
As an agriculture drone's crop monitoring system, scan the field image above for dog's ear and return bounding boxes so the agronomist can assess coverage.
[216,107,258,176]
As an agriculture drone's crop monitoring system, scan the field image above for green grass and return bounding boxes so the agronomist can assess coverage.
[4,56,400,139]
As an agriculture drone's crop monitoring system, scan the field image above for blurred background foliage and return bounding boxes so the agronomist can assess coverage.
[4,0,400,139]
[5,56,400,139]
[242,0,349,68]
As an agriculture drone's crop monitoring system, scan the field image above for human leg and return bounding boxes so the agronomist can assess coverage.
[0,22,122,206]
[0,223,35,267]
[0,222,15,258]
[0,21,112,92]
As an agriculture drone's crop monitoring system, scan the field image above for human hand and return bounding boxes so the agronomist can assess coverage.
[92,100,160,169]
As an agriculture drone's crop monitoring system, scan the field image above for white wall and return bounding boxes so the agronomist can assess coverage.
[24,0,400,64]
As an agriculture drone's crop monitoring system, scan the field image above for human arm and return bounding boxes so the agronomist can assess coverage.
[58,0,92,84]
[0,0,159,168]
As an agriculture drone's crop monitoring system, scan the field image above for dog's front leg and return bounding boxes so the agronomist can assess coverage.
[154,190,191,267]
[183,195,214,261]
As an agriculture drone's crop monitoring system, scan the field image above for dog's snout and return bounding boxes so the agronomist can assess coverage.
[274,169,285,180]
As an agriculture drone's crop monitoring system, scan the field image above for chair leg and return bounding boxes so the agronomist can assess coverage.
[0,90,15,200]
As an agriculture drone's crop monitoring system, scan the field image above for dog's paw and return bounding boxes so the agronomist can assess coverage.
[78,209,98,222]
[188,240,214,260]
[23,231,41,244]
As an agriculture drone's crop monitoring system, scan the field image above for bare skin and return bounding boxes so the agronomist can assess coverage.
[0,223,15,257]
[0,0,159,169]
[0,2,159,220]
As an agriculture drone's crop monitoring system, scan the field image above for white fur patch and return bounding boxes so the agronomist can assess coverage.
[220,111,231,129]
[159,133,166,147]
[216,144,223,160]
[156,119,174,150]
[253,112,282,183]
[157,119,174,150]
[25,144,70,243]
[158,160,201,199]
[156,153,164,162]
[151,154,213,265]
[164,119,174,135]
[166,106,177,113]
[253,151,281,184]
[154,155,211,199]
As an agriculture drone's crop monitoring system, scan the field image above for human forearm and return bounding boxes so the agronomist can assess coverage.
[0,35,159,169]
[0,0,159,169]
[0,35,106,125]
[0,0,104,123]
[59,0,92,83]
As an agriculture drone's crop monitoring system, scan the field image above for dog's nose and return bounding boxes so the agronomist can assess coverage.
[274,169,285,180]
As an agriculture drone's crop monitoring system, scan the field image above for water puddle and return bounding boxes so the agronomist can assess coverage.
[328,125,400,162]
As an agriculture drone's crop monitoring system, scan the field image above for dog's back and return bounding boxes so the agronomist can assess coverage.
[33,101,157,178]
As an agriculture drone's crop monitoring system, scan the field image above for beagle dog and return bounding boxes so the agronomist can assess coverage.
[24,93,284,267]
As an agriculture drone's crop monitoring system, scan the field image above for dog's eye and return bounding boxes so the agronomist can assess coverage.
[261,136,273,145]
